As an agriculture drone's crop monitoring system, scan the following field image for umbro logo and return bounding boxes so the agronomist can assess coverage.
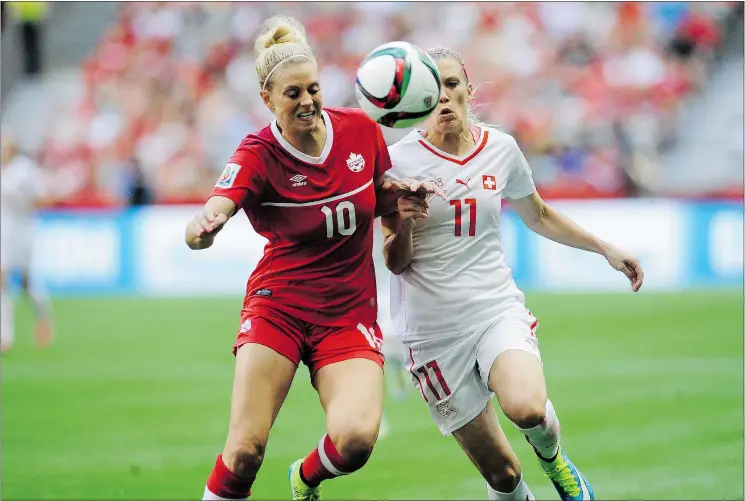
[346,152,365,172]
[290,174,307,187]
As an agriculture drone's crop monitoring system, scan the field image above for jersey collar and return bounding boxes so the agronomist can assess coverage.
[270,109,334,165]
[416,126,488,166]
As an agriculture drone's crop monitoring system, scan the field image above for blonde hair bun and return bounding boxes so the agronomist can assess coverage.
[254,16,308,56]
[254,15,315,91]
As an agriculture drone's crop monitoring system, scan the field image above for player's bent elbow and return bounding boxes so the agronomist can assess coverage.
[388,264,408,276]
[384,255,410,276]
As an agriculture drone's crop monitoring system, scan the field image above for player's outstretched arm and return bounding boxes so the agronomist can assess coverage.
[509,192,644,292]
[185,196,236,250]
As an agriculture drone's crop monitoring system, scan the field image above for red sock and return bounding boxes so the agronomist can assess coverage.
[205,454,252,499]
[300,434,349,487]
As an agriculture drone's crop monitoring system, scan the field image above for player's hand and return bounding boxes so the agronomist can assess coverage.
[393,178,447,201]
[186,208,229,249]
[376,177,446,217]
[193,207,229,236]
[604,245,644,292]
[398,195,429,225]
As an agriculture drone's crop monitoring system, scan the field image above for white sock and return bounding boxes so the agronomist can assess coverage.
[487,474,535,500]
[1,290,14,348]
[202,485,247,500]
[26,280,50,319]
[516,400,561,461]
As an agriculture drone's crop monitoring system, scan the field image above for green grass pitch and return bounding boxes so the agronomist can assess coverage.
[2,291,742,500]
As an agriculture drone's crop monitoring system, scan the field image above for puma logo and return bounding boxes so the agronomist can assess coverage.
[455,178,470,187]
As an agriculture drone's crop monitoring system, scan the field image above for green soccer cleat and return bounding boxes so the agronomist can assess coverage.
[537,446,594,501]
[288,459,322,501]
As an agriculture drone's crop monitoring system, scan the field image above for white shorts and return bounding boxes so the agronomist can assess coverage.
[403,304,541,436]
[0,224,33,272]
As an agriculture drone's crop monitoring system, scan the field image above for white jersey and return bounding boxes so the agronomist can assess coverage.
[0,154,46,230]
[386,126,536,339]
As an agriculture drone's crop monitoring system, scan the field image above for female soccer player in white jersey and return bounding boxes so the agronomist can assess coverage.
[382,48,644,501]
[186,16,441,501]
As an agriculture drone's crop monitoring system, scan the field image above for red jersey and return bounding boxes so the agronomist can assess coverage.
[211,107,392,326]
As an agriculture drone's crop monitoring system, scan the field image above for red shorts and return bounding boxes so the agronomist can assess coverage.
[232,306,385,376]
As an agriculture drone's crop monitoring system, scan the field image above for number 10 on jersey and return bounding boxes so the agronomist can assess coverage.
[321,201,356,238]
[450,198,477,237]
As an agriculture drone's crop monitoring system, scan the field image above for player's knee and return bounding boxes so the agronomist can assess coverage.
[484,459,522,493]
[328,421,378,470]
[223,438,266,478]
[502,397,546,429]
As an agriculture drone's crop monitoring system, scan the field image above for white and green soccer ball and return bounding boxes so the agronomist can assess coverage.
[355,41,442,129]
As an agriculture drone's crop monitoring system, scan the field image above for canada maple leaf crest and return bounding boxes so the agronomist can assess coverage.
[346,152,365,172]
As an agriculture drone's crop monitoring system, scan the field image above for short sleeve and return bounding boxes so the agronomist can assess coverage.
[373,124,393,181]
[503,137,536,200]
[210,143,267,209]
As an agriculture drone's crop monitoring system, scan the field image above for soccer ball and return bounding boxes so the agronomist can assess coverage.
[355,41,441,129]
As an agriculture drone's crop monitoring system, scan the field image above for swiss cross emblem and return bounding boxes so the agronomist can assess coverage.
[482,175,497,191]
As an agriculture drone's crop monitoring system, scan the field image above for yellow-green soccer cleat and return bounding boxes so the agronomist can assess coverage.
[538,446,594,501]
[288,459,322,501]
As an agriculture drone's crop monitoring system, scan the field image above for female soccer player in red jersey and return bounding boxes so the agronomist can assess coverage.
[382,48,644,501]
[185,16,442,501]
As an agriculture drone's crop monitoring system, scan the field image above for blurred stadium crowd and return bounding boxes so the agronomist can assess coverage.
[17,2,744,207]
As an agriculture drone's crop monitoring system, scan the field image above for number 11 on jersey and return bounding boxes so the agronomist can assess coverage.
[450,198,477,237]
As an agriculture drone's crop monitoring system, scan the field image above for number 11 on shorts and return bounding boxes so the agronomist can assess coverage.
[416,360,451,400]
